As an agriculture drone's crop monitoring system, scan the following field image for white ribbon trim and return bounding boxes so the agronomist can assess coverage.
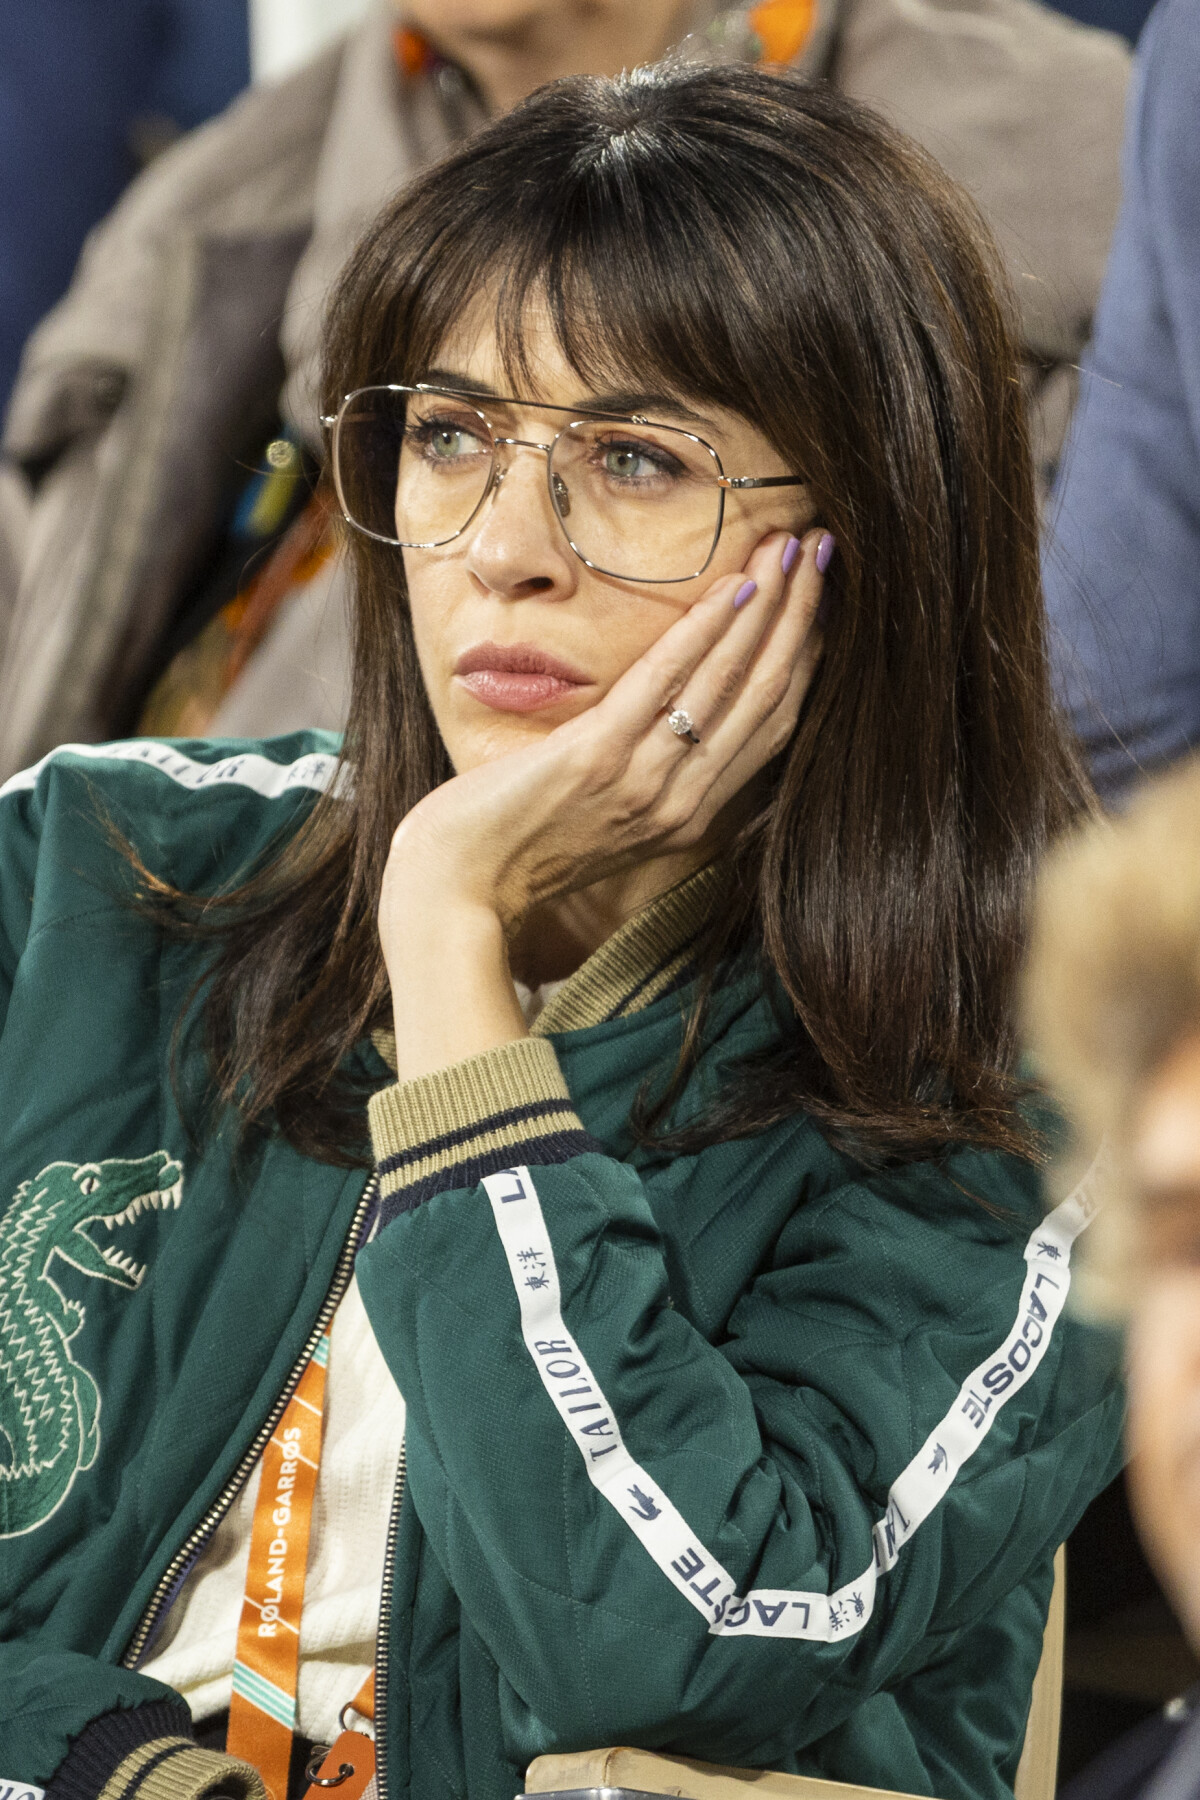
[483,1163,1098,1641]
[0,740,340,803]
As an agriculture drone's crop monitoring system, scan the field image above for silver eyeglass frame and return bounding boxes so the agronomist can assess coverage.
[320,383,807,584]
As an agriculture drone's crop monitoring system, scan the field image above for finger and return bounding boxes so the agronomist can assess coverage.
[669,645,816,841]
[660,525,825,773]
[608,526,804,785]
[662,526,821,750]
[666,528,803,736]
[651,563,823,838]
[580,531,794,750]
[606,528,822,846]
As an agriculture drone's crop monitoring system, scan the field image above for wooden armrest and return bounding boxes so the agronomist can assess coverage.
[1014,1545,1066,1800]
[524,1748,928,1800]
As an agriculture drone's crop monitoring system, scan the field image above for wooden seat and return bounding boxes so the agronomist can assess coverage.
[525,1546,1066,1800]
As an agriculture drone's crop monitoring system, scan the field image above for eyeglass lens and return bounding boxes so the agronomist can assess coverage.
[334,388,725,582]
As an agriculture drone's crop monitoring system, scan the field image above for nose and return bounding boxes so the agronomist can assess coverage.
[463,442,578,602]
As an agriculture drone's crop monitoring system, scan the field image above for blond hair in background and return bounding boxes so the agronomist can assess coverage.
[1024,755,1200,1313]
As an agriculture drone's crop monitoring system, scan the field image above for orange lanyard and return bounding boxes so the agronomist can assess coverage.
[224,1326,378,1800]
[226,1328,331,1798]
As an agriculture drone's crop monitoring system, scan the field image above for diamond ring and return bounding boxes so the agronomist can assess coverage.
[667,708,700,745]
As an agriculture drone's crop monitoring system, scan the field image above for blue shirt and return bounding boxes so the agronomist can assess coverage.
[1043,0,1200,801]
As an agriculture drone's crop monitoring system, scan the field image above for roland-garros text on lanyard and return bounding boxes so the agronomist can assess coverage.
[224,1325,377,1800]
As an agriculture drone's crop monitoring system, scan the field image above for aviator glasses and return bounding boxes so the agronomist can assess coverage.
[323,384,807,584]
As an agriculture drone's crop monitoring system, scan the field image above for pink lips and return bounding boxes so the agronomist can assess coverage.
[454,641,592,713]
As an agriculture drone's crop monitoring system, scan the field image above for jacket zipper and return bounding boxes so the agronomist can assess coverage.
[373,1438,406,1800]
[120,1171,381,1670]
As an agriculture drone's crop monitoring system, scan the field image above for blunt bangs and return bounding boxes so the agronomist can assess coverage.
[324,64,935,480]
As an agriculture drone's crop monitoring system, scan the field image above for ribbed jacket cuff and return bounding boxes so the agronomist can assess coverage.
[48,1702,266,1800]
[369,1036,603,1223]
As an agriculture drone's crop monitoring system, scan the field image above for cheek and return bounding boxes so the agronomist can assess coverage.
[605,602,683,670]
[401,556,442,672]
[1126,1272,1200,1634]
[402,553,473,749]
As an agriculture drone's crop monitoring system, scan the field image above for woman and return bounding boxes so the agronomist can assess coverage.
[0,63,1121,1800]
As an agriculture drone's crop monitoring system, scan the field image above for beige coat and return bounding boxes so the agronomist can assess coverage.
[0,0,1130,774]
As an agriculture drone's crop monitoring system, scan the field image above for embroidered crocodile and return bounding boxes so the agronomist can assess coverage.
[0,1151,183,1537]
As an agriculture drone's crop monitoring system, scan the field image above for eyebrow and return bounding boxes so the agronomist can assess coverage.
[419,368,714,429]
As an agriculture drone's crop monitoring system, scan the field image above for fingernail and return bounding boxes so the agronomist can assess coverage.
[733,578,758,609]
[781,535,802,575]
[815,532,836,576]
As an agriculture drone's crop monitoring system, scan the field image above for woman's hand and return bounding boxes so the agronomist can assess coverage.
[379,526,828,1079]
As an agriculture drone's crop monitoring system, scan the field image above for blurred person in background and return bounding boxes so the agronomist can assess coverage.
[1047,0,1153,39]
[1043,0,1200,809]
[0,0,250,414]
[0,0,250,638]
[1026,754,1200,1800]
[0,0,1130,775]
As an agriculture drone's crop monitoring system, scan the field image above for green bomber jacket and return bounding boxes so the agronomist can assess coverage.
[0,734,1123,1800]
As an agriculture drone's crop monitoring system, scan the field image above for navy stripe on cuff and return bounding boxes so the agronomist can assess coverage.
[47,1701,193,1800]
[378,1129,606,1225]
[376,1098,579,1178]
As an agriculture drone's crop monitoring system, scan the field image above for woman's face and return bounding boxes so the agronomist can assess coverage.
[401,307,814,774]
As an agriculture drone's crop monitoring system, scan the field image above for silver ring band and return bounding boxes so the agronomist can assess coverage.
[667,708,700,745]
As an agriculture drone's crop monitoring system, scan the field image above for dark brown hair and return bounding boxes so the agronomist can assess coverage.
[170,61,1087,1165]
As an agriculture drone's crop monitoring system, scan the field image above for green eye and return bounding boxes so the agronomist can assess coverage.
[593,435,683,484]
[604,445,657,479]
[409,415,488,462]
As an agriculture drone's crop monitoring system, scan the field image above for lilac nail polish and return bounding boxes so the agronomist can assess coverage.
[781,535,802,575]
[733,578,758,609]
[815,532,836,576]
